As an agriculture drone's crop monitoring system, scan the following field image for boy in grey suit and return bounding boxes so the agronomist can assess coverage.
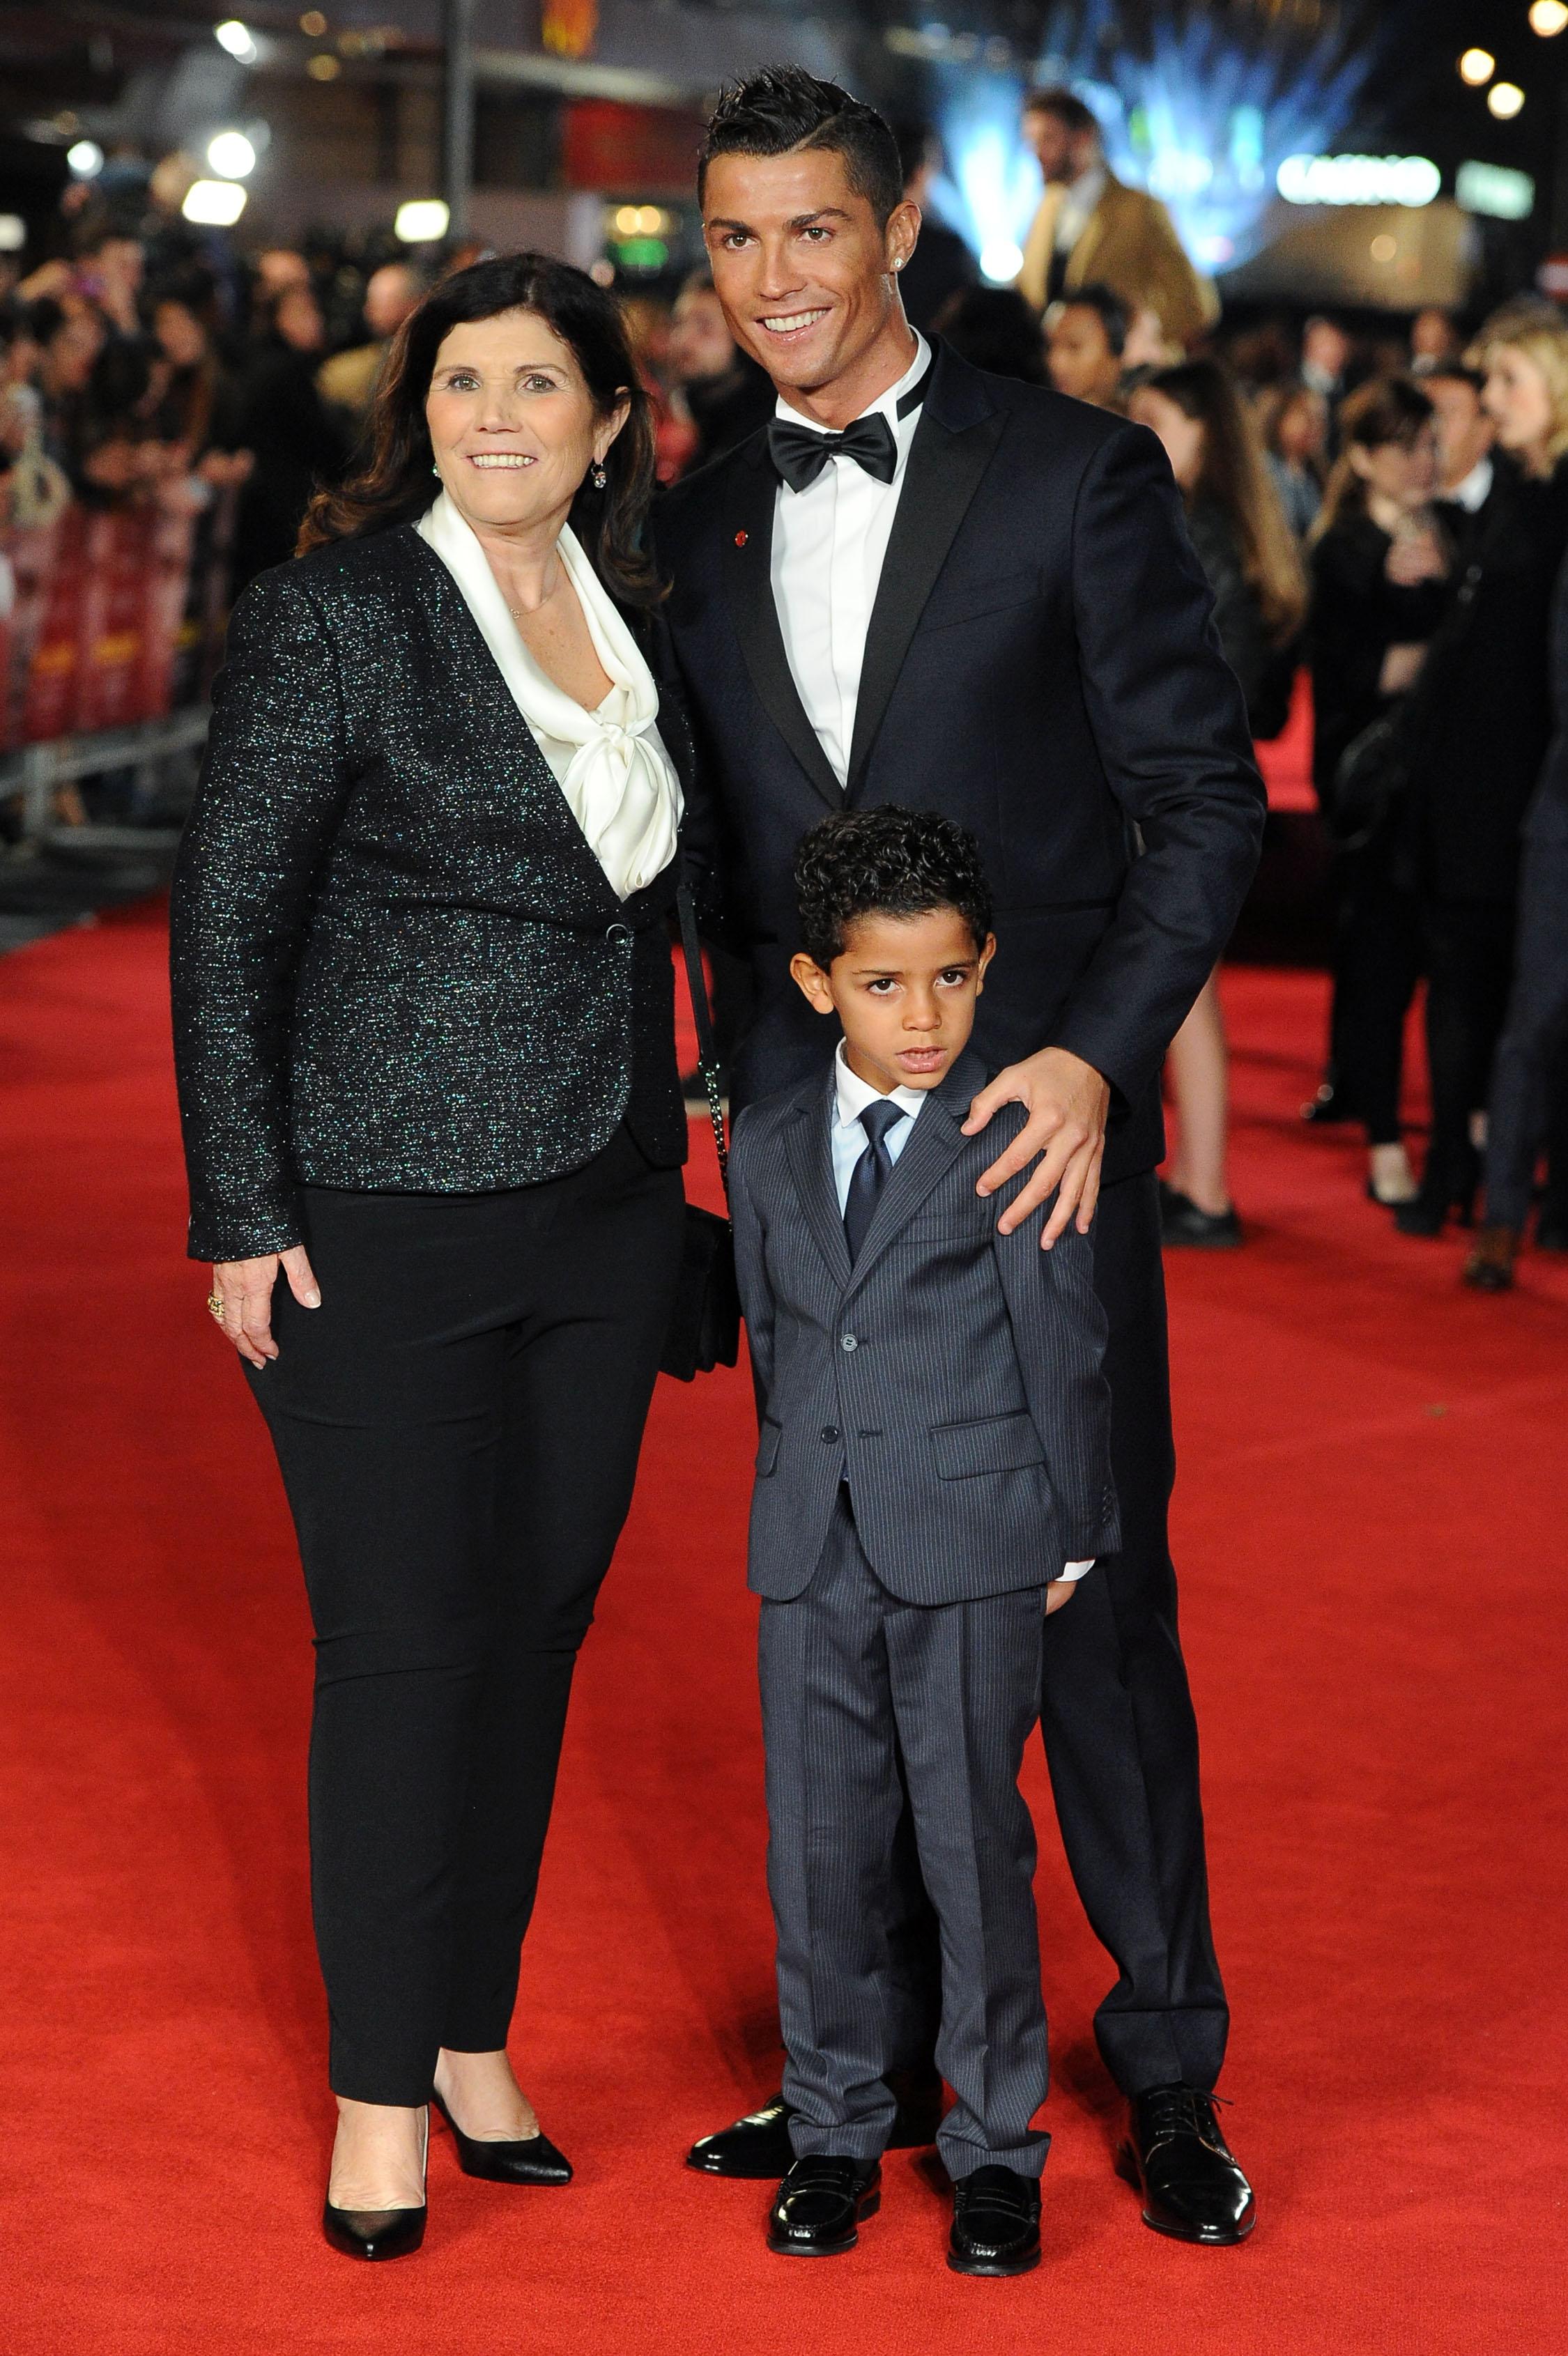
[728,808,1120,2275]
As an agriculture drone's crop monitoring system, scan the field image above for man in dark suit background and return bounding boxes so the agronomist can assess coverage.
[658,66,1264,2245]
[889,120,978,334]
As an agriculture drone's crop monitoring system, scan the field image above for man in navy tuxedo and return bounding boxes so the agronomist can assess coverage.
[659,66,1263,2246]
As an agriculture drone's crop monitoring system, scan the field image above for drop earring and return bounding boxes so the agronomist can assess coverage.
[592,463,608,491]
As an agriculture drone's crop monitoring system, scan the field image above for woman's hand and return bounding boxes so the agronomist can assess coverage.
[211,1246,321,1367]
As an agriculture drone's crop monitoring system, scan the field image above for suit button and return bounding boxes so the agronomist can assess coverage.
[840,1334,859,1352]
[605,923,633,945]
[820,1425,840,1443]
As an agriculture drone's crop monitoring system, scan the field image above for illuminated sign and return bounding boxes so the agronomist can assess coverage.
[1456,160,1535,220]
[1276,153,1441,208]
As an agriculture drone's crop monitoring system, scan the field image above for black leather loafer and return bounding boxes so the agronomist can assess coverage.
[948,2164,1041,2277]
[686,2079,940,2178]
[432,2093,571,2185]
[1116,2084,1254,2245]
[321,2201,426,2261]
[767,2157,880,2256]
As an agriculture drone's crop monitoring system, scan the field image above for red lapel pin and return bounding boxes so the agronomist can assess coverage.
[734,530,749,547]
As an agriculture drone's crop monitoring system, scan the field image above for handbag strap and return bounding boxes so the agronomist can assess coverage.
[677,884,729,1195]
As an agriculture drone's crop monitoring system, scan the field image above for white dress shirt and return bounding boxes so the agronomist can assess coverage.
[1447,454,1495,515]
[770,332,930,785]
[829,1043,1092,1583]
[1053,162,1108,259]
[415,491,682,900]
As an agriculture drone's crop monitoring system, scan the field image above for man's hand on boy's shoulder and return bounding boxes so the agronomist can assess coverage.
[962,1046,1111,1249]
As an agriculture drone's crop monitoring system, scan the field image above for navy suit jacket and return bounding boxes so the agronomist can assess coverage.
[730,1049,1120,1606]
[656,341,1266,1174]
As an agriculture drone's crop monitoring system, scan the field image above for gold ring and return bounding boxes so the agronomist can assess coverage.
[207,1293,226,1323]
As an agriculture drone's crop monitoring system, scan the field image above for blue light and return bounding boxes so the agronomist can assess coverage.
[933,0,1381,279]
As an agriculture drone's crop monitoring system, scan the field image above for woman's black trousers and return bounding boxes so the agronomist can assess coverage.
[245,1125,684,2105]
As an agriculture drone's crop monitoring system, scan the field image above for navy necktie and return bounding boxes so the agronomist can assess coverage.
[843,1099,909,1264]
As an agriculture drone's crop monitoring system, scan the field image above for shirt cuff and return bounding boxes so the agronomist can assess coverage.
[1058,1560,1095,1582]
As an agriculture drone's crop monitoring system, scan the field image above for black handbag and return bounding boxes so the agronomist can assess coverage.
[1330,556,1482,851]
[659,886,742,1381]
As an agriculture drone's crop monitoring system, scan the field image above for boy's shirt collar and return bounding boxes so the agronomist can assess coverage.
[833,1036,932,1137]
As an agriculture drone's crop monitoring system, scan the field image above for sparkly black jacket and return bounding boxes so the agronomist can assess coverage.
[170,524,692,1264]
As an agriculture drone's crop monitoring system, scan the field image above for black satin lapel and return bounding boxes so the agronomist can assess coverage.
[725,456,843,812]
[784,1093,854,1288]
[845,404,1007,791]
[843,1050,988,1295]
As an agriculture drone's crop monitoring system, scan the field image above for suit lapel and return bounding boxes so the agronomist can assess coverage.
[724,440,843,811]
[783,1073,854,1288]
[845,351,1006,792]
[843,1049,987,1298]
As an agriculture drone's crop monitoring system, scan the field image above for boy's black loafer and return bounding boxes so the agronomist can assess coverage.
[1116,2084,1255,2245]
[767,2157,880,2255]
[948,2164,1041,2276]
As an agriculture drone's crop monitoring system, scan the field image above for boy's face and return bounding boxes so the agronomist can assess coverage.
[790,906,994,1095]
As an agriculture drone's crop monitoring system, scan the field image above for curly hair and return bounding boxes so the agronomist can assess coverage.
[793,807,993,971]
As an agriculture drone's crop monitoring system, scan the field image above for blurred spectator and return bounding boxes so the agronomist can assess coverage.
[891,121,978,334]
[317,261,423,433]
[0,306,70,528]
[666,270,774,473]
[1424,362,1496,550]
[147,284,251,489]
[1045,282,1128,408]
[232,283,346,588]
[254,249,312,302]
[1127,358,1307,1248]
[1307,378,1448,1206]
[934,285,1046,385]
[1300,315,1351,403]
[1017,86,1217,349]
[620,291,690,483]
[1397,309,1568,1237]
[1123,303,1178,373]
[1411,307,1463,375]
[1256,378,1328,538]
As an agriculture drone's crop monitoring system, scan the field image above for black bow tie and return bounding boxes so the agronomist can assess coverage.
[767,410,899,493]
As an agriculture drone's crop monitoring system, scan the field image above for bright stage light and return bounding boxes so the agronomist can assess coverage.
[980,238,1024,282]
[66,140,104,178]
[1277,153,1440,208]
[1489,82,1526,118]
[0,216,26,254]
[395,199,449,243]
[214,20,256,63]
[1456,160,1535,219]
[206,130,256,180]
[1459,48,1496,84]
[1530,3,1568,35]
[182,178,248,226]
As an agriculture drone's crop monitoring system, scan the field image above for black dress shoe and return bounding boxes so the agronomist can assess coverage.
[948,2164,1041,2277]
[1116,2084,1254,2246]
[321,2201,426,2261]
[1159,1183,1242,1250]
[767,2157,880,2256]
[432,2092,571,2185]
[686,2079,941,2178]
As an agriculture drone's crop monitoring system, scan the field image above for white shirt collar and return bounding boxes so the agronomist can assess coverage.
[1450,454,1495,514]
[833,1035,931,1132]
[774,331,930,436]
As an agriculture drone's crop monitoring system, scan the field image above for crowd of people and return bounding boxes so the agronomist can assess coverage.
[4,77,1567,1295]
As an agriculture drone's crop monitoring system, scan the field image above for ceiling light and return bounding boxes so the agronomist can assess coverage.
[1459,47,1496,83]
[299,9,328,32]
[395,198,449,242]
[206,130,256,180]
[183,178,248,226]
[1530,1,1568,33]
[1489,82,1526,118]
[66,139,104,177]
[214,20,256,63]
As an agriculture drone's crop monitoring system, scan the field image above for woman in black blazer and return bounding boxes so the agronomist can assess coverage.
[171,256,691,2258]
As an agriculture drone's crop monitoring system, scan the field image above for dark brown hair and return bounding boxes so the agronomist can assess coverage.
[1141,357,1307,643]
[699,66,904,226]
[297,252,662,606]
[1022,87,1100,138]
[1312,375,1434,539]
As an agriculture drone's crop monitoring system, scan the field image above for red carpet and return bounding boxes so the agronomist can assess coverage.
[2,904,1563,2355]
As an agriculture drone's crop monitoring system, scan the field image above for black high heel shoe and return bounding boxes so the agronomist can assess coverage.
[432,2091,573,2186]
[323,2111,428,2260]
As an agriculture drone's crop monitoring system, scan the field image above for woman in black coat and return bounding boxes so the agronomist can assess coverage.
[1307,376,1450,1206]
[1397,313,1568,1235]
[171,256,691,2258]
